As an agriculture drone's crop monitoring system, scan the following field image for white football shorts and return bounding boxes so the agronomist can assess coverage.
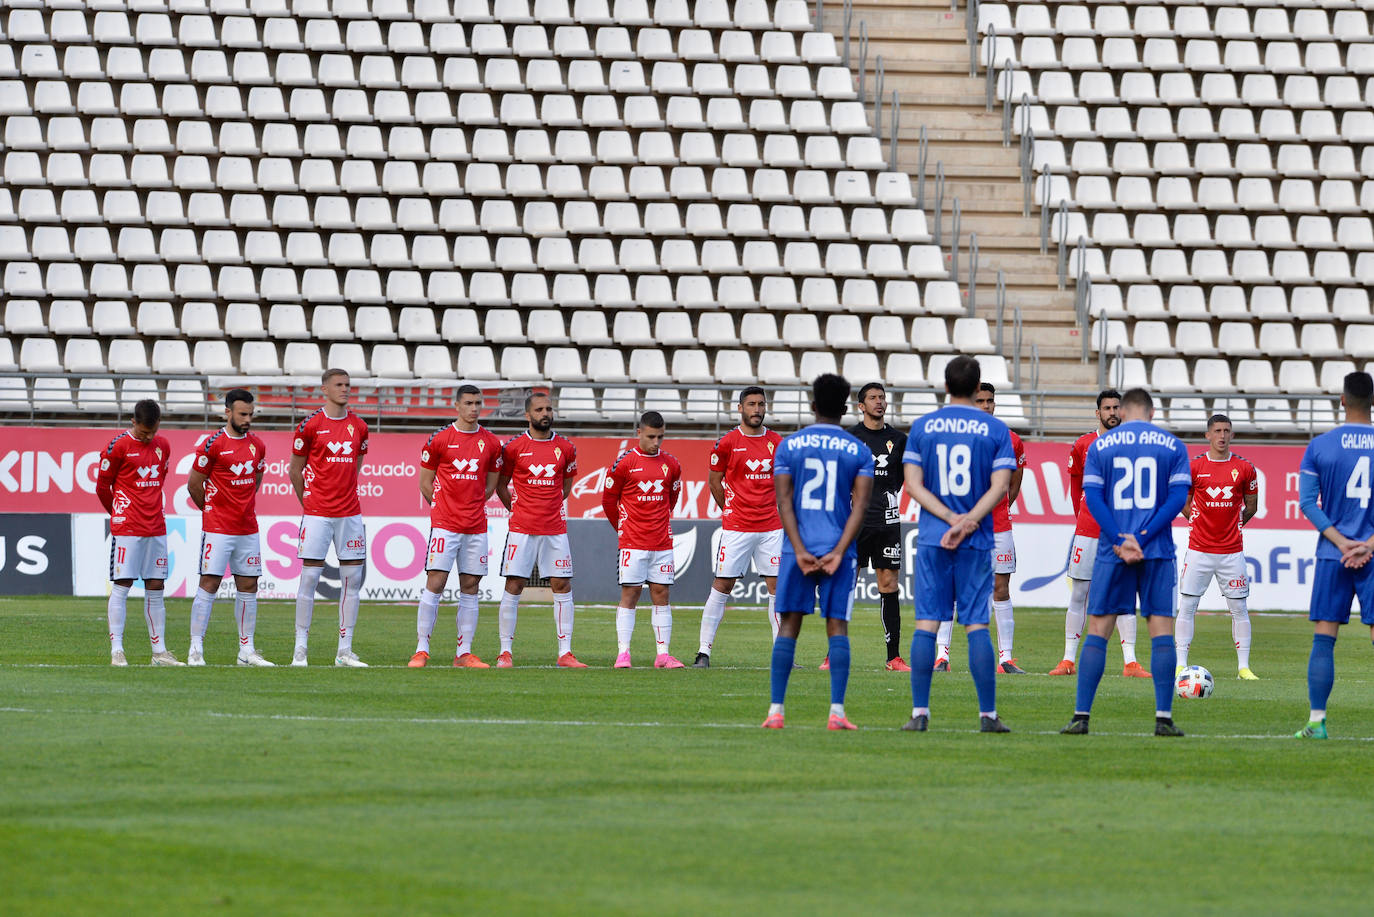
[713,528,783,579]
[201,532,263,578]
[618,547,675,586]
[426,528,489,576]
[109,534,168,582]
[1179,549,1250,599]
[298,514,367,562]
[1067,534,1098,580]
[500,531,574,580]
[992,530,1016,575]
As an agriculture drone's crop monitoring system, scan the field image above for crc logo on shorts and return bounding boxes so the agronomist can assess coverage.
[658,563,674,574]
[1228,577,1248,589]
[996,553,1014,564]
[196,454,210,469]
[155,556,168,569]
[635,479,665,493]
[555,558,572,569]
[229,461,255,476]
[769,555,781,565]
[294,437,305,450]
[527,463,558,478]
[745,459,772,472]
[345,539,365,549]
[246,555,261,566]
[882,545,900,559]
[326,441,354,456]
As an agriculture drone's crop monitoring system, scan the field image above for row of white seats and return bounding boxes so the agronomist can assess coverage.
[1036,138,1374,180]
[0,377,207,415]
[0,192,930,246]
[1107,354,1374,396]
[1,336,1007,388]
[1016,100,1374,143]
[1056,212,1374,250]
[1092,318,1374,358]
[0,1,814,43]
[1077,245,1374,285]
[980,4,1374,42]
[1,156,915,207]
[1044,173,1374,213]
[0,260,959,311]
[984,34,1373,75]
[1088,282,1374,322]
[1003,70,1374,110]
[0,80,868,132]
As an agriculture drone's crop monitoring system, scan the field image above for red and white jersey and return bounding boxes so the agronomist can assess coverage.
[292,408,369,518]
[991,430,1027,533]
[195,429,267,535]
[1187,452,1258,554]
[96,431,171,537]
[421,423,503,535]
[710,427,783,532]
[602,448,683,551]
[501,431,577,535]
[1067,429,1101,538]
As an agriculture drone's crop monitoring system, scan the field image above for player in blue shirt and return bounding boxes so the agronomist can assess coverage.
[902,356,1017,733]
[1060,388,1191,737]
[1294,371,1374,739]
[762,374,874,732]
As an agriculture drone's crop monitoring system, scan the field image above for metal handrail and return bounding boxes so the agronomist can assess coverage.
[1000,61,1017,142]
[950,197,962,282]
[873,56,885,139]
[933,161,946,248]
[983,23,999,103]
[889,90,900,172]
[968,0,981,77]
[840,0,850,63]
[994,269,1007,351]
[1038,170,1053,253]
[967,231,979,316]
[916,124,929,210]
[857,21,868,104]
[1055,202,1070,281]
[1013,307,1024,388]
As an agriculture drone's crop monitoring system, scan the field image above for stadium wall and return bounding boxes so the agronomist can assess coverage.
[1,429,1322,609]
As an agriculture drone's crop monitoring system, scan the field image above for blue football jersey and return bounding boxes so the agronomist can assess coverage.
[902,404,1017,551]
[1082,419,1191,561]
[1299,423,1374,560]
[774,423,874,557]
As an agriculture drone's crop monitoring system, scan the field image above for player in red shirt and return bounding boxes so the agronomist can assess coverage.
[934,383,1030,673]
[1049,389,1148,677]
[602,411,685,669]
[186,389,270,666]
[1176,413,1261,679]
[494,392,585,667]
[96,399,181,666]
[288,368,370,667]
[409,385,503,668]
[695,387,784,666]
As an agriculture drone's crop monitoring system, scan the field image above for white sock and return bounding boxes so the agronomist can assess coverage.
[1065,578,1089,661]
[698,588,729,655]
[416,588,440,654]
[144,588,167,653]
[1176,593,1200,668]
[553,591,575,656]
[767,590,779,640]
[190,587,215,652]
[456,592,480,657]
[499,591,519,653]
[829,703,845,719]
[295,564,323,648]
[936,619,953,660]
[1116,612,1138,665]
[1228,597,1252,670]
[652,604,672,656]
[236,592,258,655]
[992,599,1014,662]
[1310,708,1326,722]
[616,606,636,653]
[768,702,784,716]
[337,564,362,653]
[107,583,129,653]
[911,706,929,718]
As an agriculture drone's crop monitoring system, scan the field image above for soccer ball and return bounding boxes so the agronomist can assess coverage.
[1175,665,1214,699]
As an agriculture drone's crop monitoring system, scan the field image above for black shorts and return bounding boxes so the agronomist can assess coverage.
[856,525,901,571]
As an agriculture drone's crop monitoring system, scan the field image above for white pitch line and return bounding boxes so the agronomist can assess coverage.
[0,663,773,671]
[2,706,1371,740]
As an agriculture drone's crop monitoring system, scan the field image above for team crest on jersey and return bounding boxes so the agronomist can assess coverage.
[555,447,562,460]
[767,441,774,454]
[1231,468,1239,481]
[478,439,486,452]
[249,443,256,456]
[886,440,893,453]
[155,447,162,460]
[661,463,668,476]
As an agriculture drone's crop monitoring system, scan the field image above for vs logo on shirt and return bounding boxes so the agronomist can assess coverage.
[528,464,558,478]
[326,441,354,455]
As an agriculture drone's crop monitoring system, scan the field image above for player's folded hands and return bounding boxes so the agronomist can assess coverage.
[1340,541,1371,569]
[796,551,822,574]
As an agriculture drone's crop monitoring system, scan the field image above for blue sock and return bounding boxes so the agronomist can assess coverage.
[770,636,797,705]
[1151,634,1176,715]
[1308,633,1336,714]
[827,634,850,705]
[967,628,997,715]
[910,630,937,708]
[1075,634,1109,714]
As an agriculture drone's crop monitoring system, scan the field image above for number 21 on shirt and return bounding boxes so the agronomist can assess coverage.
[800,457,837,511]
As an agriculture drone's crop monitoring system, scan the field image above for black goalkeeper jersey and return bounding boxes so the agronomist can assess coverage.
[846,421,906,528]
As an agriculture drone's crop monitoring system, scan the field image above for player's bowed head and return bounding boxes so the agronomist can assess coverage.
[637,411,666,454]
[131,398,162,443]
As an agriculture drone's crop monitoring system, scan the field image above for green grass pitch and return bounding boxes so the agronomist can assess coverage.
[3,595,1373,915]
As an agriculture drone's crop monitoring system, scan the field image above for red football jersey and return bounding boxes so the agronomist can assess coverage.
[1067,430,1101,538]
[501,431,577,535]
[992,430,1027,533]
[292,408,368,517]
[710,427,783,532]
[1187,452,1258,554]
[194,430,267,535]
[96,431,171,537]
[602,448,683,551]
[421,423,503,535]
